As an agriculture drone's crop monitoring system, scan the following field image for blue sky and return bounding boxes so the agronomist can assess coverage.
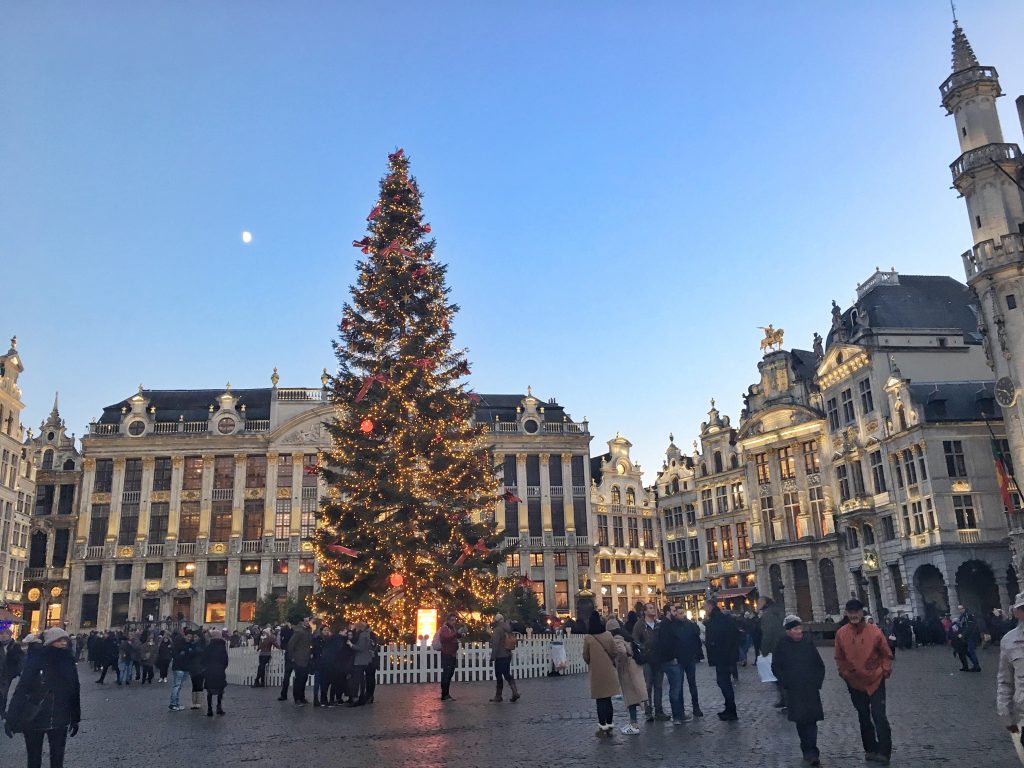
[2,2,1023,477]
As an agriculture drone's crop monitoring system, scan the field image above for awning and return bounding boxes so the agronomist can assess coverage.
[712,587,756,600]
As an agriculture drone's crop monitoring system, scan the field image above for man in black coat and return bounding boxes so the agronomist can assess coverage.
[703,600,740,721]
[1,626,25,720]
[771,615,825,767]
[656,604,703,722]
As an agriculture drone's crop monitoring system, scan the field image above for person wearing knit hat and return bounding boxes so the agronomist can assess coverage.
[43,628,70,647]
[771,614,824,766]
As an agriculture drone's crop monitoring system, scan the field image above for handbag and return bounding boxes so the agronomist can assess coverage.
[502,632,518,651]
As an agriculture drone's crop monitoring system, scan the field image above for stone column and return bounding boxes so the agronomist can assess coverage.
[97,564,114,628]
[77,458,95,543]
[225,558,240,629]
[291,452,304,538]
[105,458,126,541]
[128,556,145,621]
[539,453,552,532]
[167,456,183,540]
[264,452,278,539]
[805,552,825,621]
[561,454,575,537]
[199,454,215,538]
[138,457,155,545]
[515,454,528,538]
[231,454,246,539]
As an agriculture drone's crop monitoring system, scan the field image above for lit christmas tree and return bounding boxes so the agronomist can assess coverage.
[311,149,513,641]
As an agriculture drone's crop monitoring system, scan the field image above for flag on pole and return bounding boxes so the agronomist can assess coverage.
[992,438,1016,516]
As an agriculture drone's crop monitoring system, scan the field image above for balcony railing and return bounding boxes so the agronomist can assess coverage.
[526,536,544,548]
[527,486,541,497]
[950,142,1021,182]
[91,423,119,435]
[552,535,567,547]
[963,232,1024,278]
[940,65,999,98]
[212,488,233,501]
[86,546,106,559]
[25,568,45,580]
[707,562,721,576]
[503,536,520,548]
[147,544,164,557]
[958,528,981,544]
[574,535,590,547]
[495,422,520,433]
[572,485,586,497]
[276,388,326,402]
[245,419,271,432]
[122,490,141,503]
[737,558,752,572]
[153,422,178,434]
[549,485,564,497]
[301,486,318,500]
[177,542,197,555]
[241,539,262,553]
[275,539,290,553]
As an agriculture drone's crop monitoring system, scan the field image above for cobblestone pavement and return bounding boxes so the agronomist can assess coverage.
[1,645,1017,768]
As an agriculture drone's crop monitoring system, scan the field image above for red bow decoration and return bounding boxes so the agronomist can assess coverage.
[503,490,522,503]
[420,224,431,233]
[423,251,432,260]
[355,374,388,403]
[414,358,433,371]
[388,148,404,160]
[352,238,371,253]
[458,362,471,376]
[392,194,400,202]
[455,538,492,565]
[467,392,481,404]
[411,266,428,280]
[367,204,381,221]
[432,431,443,444]
[405,178,417,193]
[341,317,351,330]
[520,576,531,587]
[327,544,359,558]
[380,239,414,258]
[304,464,319,476]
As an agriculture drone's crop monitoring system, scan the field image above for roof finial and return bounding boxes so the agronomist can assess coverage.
[271,367,279,387]
[138,383,144,393]
[950,17,979,72]
[527,385,532,397]
[50,391,60,417]
[9,336,16,350]
[951,0,957,24]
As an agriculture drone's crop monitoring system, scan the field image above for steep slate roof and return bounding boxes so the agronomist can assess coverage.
[827,275,980,347]
[906,381,1001,423]
[790,349,820,382]
[98,389,273,424]
[590,454,610,486]
[472,393,571,423]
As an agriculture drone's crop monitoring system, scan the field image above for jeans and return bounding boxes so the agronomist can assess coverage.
[795,721,819,759]
[715,663,736,713]
[642,662,664,714]
[23,728,68,768]
[365,661,377,703]
[255,654,270,687]
[293,665,309,702]
[440,653,457,697]
[279,658,294,699]
[169,670,188,707]
[596,696,613,726]
[681,660,700,712]
[97,662,117,683]
[312,670,322,702]
[662,661,683,720]
[494,657,513,692]
[119,660,133,684]
[848,681,892,759]
[965,638,981,669]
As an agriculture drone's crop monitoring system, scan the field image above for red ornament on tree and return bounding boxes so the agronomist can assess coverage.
[377,299,388,310]
[388,148,405,160]
[367,204,381,221]
[421,224,431,233]
[392,194,401,202]
[458,362,471,376]
[389,572,405,588]
[411,267,428,280]
[341,317,351,330]
[360,419,374,434]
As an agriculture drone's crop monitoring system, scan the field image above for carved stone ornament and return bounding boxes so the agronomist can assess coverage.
[865,420,879,433]
[151,491,170,503]
[210,542,228,555]
[282,422,324,444]
[83,457,96,470]
[117,546,134,559]
[171,456,184,468]
[244,488,264,500]
[91,492,111,504]
[781,478,797,493]
[277,487,292,499]
[759,483,772,498]
[181,490,201,502]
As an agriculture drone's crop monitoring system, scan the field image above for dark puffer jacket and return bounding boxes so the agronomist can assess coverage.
[6,645,81,732]
[771,632,825,724]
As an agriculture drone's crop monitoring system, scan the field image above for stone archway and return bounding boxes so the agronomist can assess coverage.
[955,559,1000,617]
[913,564,949,620]
[819,558,840,616]
[769,563,785,612]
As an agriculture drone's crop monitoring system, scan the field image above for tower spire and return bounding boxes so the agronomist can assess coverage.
[950,19,979,73]
[50,391,59,418]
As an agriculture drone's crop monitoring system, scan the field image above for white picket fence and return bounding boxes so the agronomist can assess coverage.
[225,634,585,687]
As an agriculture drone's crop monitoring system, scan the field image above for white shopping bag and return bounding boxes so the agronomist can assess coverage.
[551,641,567,670]
[756,653,777,683]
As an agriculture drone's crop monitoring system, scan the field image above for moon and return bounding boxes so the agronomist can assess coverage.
[241,231,253,244]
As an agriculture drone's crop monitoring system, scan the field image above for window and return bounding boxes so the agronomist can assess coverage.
[178,501,200,543]
[911,501,925,535]
[144,562,163,579]
[803,441,820,474]
[761,496,777,544]
[915,446,928,481]
[685,504,696,526]
[642,519,654,548]
[841,388,856,423]
[612,517,624,547]
[869,451,886,494]
[88,504,109,546]
[783,491,802,539]
[668,540,685,570]
[736,522,749,557]
[94,459,114,493]
[298,558,315,573]
[599,558,611,574]
[57,485,74,515]
[701,489,714,517]
[953,495,977,529]
[40,450,53,470]
[124,459,143,492]
[238,588,258,623]
[731,482,745,509]
[210,501,232,542]
[826,398,840,431]
[901,504,911,537]
[858,378,875,413]
[554,580,569,611]
[611,486,621,505]
[715,486,729,514]
[153,457,172,492]
[176,561,196,578]
[277,454,293,488]
[242,560,261,574]
[84,564,102,581]
[506,553,521,569]
[243,500,263,541]
[645,560,657,574]
[530,552,544,567]
[273,558,289,575]
[879,514,895,542]
[689,537,701,568]
[851,461,866,497]
[836,465,850,502]
[777,446,796,480]
[213,456,234,490]
[552,551,568,568]
[302,455,318,487]
[245,455,267,488]
[630,559,642,574]
[114,563,132,580]
[944,441,967,478]
[118,503,139,545]
[111,593,130,627]
[614,558,627,574]
[34,485,54,516]
[892,455,904,488]
[862,524,875,545]
[847,527,859,549]
[275,499,291,539]
[889,564,909,604]
[627,518,638,548]
[720,525,733,559]
[705,528,719,562]
[207,560,228,577]
[597,514,608,546]
[1008,294,1018,310]
[755,453,770,484]
[625,488,636,507]
[300,495,317,539]
[926,497,937,529]
[577,551,589,567]
[903,449,918,486]
[80,594,99,627]
[204,591,227,624]
[182,457,203,490]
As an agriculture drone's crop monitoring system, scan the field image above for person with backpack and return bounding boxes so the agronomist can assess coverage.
[488,614,519,702]
[437,612,464,702]
[607,619,647,734]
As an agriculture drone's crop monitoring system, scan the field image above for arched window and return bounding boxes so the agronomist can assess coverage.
[611,486,621,505]
[41,450,54,470]
[713,451,724,473]
[625,488,636,506]
[62,459,75,471]
[671,478,680,494]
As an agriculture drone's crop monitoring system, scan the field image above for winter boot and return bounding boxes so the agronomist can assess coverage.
[490,685,503,702]
[509,681,520,702]
[191,691,201,710]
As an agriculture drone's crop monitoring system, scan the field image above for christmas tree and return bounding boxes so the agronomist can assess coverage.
[311,149,513,641]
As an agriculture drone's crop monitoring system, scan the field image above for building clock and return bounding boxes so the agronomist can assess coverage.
[995,377,1018,408]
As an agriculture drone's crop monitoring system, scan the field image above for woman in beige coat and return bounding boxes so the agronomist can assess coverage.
[582,612,621,737]
[606,619,648,734]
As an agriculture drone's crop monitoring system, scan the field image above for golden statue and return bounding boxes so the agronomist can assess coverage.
[758,324,785,353]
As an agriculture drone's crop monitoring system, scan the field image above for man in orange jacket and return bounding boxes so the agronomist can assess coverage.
[834,598,894,765]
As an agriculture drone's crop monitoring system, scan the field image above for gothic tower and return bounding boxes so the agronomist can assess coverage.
[944,20,1024,558]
